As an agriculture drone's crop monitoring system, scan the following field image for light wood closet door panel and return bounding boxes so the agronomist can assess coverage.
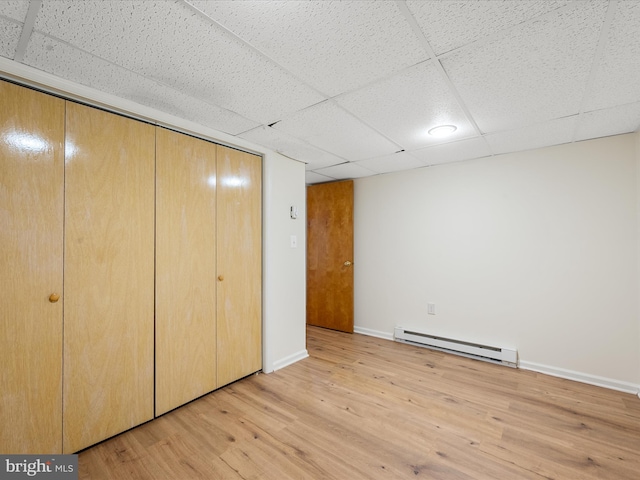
[156,128,217,416]
[63,102,155,453]
[216,146,262,387]
[0,81,64,454]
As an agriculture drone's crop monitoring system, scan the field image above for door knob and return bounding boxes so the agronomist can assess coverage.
[49,293,60,303]
[218,275,224,281]
[343,261,352,267]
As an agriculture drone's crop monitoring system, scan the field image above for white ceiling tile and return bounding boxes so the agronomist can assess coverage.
[355,152,424,174]
[313,162,377,181]
[485,116,577,155]
[0,0,29,22]
[441,1,608,133]
[407,0,572,55]
[575,102,640,142]
[273,101,400,161]
[583,1,640,111]
[2,0,633,179]
[306,171,336,185]
[239,126,345,170]
[23,32,259,135]
[335,62,476,150]
[0,17,22,59]
[411,137,492,166]
[33,0,323,124]
[189,0,426,97]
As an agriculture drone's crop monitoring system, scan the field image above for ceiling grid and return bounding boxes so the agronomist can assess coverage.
[0,0,638,183]
[571,0,617,142]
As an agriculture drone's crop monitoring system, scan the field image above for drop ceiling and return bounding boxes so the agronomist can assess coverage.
[1,0,639,184]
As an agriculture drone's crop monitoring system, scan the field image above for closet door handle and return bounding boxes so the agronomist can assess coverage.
[49,293,60,303]
[218,275,224,281]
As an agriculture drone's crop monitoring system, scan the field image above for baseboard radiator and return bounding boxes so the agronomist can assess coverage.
[394,327,518,368]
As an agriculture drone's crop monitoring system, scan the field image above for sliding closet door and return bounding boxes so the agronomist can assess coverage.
[216,146,262,387]
[0,81,64,454]
[63,102,155,453]
[156,128,217,416]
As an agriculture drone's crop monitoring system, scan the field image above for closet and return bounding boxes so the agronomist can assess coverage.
[0,79,263,454]
[216,145,262,387]
[155,128,218,416]
[0,80,65,454]
[155,130,263,414]
[62,102,156,454]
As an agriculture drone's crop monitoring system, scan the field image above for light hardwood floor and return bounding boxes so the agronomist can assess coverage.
[79,326,640,479]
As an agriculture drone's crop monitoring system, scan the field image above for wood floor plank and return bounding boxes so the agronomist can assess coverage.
[78,326,640,479]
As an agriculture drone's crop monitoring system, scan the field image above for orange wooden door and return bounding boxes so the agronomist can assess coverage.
[216,145,262,387]
[63,102,155,453]
[0,80,65,454]
[155,127,217,415]
[306,180,354,333]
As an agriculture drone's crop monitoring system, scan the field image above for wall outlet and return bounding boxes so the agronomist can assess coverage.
[427,303,436,315]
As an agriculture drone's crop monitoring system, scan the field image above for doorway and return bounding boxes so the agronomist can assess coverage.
[306,180,354,333]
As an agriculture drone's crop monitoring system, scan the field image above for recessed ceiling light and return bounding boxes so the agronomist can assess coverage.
[428,125,457,137]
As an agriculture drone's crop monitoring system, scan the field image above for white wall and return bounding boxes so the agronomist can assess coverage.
[637,130,640,390]
[0,59,308,376]
[355,134,640,391]
[263,153,308,372]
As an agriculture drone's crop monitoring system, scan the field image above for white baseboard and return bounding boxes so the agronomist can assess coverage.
[352,326,639,398]
[271,349,309,372]
[354,326,394,341]
[519,360,640,396]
